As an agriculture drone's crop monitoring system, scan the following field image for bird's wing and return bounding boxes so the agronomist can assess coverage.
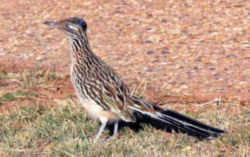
[82,63,136,121]
[102,67,157,118]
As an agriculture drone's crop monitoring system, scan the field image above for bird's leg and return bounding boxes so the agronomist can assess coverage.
[113,121,119,137]
[94,119,107,142]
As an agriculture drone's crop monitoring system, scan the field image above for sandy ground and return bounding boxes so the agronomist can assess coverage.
[0,0,249,103]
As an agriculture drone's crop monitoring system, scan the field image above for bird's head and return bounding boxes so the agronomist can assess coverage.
[44,17,87,38]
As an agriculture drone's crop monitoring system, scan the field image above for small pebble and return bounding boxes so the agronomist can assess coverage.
[144,40,153,44]
[0,52,6,56]
[36,56,44,61]
[147,50,154,55]
[161,49,169,54]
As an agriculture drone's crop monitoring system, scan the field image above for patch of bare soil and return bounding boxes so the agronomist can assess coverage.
[0,0,249,107]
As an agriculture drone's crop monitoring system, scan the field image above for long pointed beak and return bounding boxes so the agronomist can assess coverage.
[43,21,57,28]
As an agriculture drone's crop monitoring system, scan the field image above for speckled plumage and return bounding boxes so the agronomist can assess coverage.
[44,17,225,141]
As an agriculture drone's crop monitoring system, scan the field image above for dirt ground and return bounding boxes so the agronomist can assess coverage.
[0,0,249,104]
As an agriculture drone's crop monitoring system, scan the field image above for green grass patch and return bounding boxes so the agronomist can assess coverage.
[0,93,16,102]
[0,99,249,157]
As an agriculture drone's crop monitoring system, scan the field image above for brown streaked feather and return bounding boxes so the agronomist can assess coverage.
[44,17,225,139]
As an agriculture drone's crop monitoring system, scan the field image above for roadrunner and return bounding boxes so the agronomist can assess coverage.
[44,17,225,141]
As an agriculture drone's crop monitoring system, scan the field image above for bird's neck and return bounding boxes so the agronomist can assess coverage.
[69,35,103,70]
[69,35,94,62]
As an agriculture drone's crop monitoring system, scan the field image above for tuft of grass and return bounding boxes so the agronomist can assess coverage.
[17,69,59,89]
[0,70,8,80]
[0,93,16,103]
[0,90,40,106]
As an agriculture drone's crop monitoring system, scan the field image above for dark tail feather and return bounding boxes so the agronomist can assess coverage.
[131,98,225,139]
[154,107,225,139]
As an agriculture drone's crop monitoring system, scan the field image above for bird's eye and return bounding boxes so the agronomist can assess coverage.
[67,24,79,31]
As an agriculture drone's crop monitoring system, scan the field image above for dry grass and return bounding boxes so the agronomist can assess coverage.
[0,67,249,157]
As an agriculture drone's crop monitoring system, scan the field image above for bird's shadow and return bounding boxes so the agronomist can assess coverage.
[106,113,207,140]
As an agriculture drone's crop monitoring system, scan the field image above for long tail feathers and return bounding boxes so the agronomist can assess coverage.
[155,109,225,139]
[130,99,225,139]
